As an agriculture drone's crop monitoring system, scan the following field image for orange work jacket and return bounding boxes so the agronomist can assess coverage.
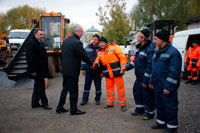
[95,44,127,78]
[184,45,200,68]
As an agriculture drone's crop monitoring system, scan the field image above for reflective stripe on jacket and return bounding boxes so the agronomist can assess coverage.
[95,44,126,78]
[151,43,182,92]
[184,45,200,68]
[126,40,155,85]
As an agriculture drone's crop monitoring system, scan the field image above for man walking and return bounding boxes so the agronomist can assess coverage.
[26,28,52,110]
[56,24,93,115]
[80,34,102,106]
[151,30,181,133]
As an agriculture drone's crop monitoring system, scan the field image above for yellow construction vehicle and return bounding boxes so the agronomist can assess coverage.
[0,34,10,71]
[6,12,70,80]
[39,11,70,78]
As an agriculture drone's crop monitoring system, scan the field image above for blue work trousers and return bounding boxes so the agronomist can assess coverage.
[82,72,101,102]
[155,90,178,129]
[133,80,155,117]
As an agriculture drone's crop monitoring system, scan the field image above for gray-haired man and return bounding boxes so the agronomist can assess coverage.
[56,24,93,115]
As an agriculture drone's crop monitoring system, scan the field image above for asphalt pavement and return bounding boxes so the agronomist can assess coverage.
[0,70,200,133]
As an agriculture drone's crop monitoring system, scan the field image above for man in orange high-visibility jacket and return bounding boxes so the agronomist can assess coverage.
[184,40,200,85]
[93,36,127,112]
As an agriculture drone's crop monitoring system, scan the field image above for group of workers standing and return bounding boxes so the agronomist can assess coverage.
[122,29,182,133]
[26,23,200,133]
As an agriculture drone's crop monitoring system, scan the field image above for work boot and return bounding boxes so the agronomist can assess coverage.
[32,103,42,108]
[142,116,154,120]
[192,80,196,85]
[151,123,166,129]
[164,128,177,133]
[121,106,127,112]
[185,79,192,84]
[80,101,88,106]
[131,110,145,115]
[96,101,100,105]
[42,105,52,110]
[104,105,114,108]
[142,113,154,120]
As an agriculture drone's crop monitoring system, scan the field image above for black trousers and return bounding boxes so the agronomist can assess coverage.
[57,75,79,113]
[32,77,48,107]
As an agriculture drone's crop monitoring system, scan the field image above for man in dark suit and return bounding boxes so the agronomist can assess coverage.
[26,28,52,110]
[56,24,93,115]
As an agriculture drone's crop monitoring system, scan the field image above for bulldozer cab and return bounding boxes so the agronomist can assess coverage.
[38,12,70,78]
[5,12,70,80]
[39,12,70,51]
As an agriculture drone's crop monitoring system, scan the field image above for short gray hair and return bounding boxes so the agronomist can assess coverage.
[72,24,83,33]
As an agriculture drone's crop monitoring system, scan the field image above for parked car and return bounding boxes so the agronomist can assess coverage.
[8,29,30,51]
[120,45,130,55]
[126,40,138,63]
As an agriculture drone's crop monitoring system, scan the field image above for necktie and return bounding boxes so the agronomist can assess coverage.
[39,40,44,47]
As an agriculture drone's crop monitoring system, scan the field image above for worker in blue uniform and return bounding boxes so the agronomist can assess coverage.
[150,30,181,133]
[121,29,155,120]
[80,34,102,106]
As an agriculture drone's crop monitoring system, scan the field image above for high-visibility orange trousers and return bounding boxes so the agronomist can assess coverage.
[187,67,199,80]
[105,76,126,106]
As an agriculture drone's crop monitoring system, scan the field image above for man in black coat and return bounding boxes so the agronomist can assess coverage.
[26,28,52,110]
[56,24,93,115]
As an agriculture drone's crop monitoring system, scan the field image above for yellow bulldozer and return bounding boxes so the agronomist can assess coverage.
[6,11,70,80]
[0,34,11,71]
[39,11,70,78]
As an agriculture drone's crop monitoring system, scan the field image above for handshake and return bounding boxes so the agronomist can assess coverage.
[91,62,127,75]
[120,67,127,74]
[91,62,99,69]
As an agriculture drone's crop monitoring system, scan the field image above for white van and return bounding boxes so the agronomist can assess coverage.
[8,29,30,50]
[172,28,200,78]
[120,45,130,55]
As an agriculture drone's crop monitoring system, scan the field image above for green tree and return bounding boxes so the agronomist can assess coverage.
[130,5,139,31]
[0,13,8,34]
[96,0,131,45]
[187,0,200,18]
[130,0,200,30]
[5,5,45,30]
[65,23,74,35]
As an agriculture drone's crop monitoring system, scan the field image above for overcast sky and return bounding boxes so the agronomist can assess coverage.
[0,0,138,31]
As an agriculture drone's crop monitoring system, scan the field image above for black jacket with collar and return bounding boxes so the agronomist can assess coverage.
[26,36,49,78]
[61,33,93,77]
